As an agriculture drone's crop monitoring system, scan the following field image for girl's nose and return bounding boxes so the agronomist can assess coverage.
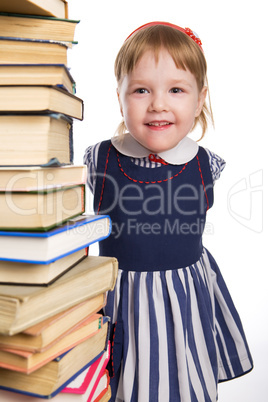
[148,92,169,112]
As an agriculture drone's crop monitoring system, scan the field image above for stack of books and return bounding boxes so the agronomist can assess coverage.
[0,0,82,166]
[0,1,116,401]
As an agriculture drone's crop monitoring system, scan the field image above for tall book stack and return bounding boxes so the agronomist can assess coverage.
[0,1,116,401]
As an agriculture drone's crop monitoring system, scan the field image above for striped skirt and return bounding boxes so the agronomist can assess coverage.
[104,248,253,402]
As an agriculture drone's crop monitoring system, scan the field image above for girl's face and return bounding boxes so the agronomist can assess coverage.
[117,49,207,154]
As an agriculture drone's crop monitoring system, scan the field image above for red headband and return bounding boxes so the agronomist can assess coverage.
[125,21,203,50]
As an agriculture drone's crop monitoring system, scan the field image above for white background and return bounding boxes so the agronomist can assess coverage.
[68,1,267,401]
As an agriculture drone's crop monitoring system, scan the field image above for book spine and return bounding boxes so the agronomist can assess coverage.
[64,0,69,19]
[69,121,73,163]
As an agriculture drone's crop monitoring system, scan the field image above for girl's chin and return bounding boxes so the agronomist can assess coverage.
[141,138,180,154]
[143,144,174,154]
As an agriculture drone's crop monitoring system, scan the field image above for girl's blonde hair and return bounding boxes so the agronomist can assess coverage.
[115,24,214,140]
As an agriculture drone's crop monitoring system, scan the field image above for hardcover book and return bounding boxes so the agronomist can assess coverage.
[0,164,87,191]
[0,13,79,44]
[0,255,117,335]
[0,215,111,261]
[0,184,85,231]
[0,64,76,93]
[0,85,83,120]
[61,342,111,401]
[0,247,87,286]
[0,0,69,19]
[0,114,75,165]
[0,322,110,398]
[0,295,106,351]
[0,37,68,65]
[0,314,107,373]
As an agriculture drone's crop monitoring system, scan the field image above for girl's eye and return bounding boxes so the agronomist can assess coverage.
[135,88,149,94]
[170,88,183,94]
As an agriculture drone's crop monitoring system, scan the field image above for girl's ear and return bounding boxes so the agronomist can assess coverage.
[117,89,124,117]
[195,86,207,117]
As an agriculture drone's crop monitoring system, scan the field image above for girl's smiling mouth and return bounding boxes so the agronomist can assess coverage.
[146,121,173,129]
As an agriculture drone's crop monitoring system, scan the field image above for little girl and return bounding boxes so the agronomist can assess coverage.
[84,22,253,402]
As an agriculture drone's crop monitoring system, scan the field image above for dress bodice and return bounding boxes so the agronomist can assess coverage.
[94,140,213,271]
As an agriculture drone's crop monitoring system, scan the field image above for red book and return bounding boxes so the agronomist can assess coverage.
[91,370,110,402]
[61,341,111,401]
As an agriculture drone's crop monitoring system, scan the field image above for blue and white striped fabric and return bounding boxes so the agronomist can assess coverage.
[104,249,253,402]
[84,142,101,193]
[205,149,226,184]
[130,155,162,168]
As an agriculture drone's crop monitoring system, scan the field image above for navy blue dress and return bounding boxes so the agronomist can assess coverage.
[85,140,253,402]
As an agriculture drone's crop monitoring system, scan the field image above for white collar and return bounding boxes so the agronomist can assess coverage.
[111,133,199,164]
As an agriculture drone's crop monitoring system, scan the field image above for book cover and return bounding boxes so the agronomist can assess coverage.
[0,385,110,402]
[91,371,110,402]
[62,341,110,396]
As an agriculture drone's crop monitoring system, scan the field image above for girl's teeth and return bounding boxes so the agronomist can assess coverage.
[148,122,170,126]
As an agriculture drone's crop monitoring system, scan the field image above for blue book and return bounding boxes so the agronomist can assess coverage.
[0,214,111,264]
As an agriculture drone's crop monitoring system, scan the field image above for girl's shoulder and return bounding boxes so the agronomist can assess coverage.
[204,148,226,184]
[83,140,112,167]
[83,140,113,193]
[83,142,104,193]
